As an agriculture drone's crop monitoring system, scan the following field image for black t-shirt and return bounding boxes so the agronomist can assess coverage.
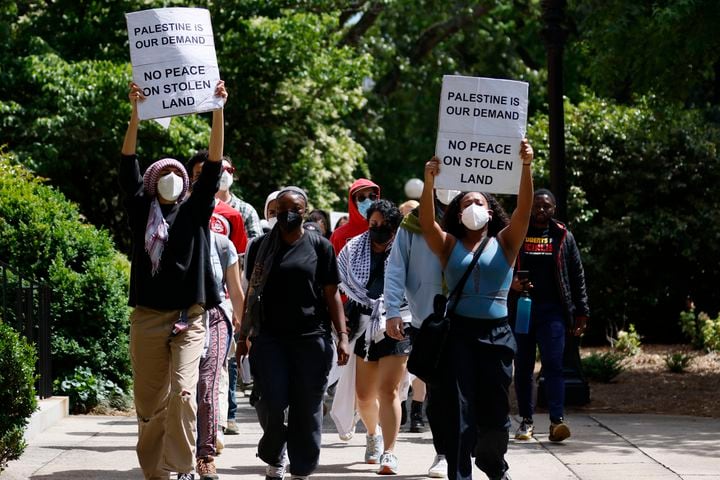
[521,225,561,304]
[120,154,221,310]
[366,250,388,300]
[246,231,339,337]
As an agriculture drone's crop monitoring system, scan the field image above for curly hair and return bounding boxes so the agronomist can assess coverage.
[442,192,510,239]
[366,199,403,231]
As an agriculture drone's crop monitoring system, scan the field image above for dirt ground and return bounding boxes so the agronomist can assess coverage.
[562,344,720,418]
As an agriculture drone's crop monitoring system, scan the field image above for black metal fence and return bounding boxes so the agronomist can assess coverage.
[0,259,52,398]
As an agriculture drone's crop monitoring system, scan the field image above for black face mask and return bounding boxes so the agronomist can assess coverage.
[369,225,393,245]
[277,210,303,231]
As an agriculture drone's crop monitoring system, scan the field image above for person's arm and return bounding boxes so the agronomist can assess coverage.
[324,284,349,366]
[190,81,228,219]
[385,227,411,340]
[565,230,590,336]
[419,157,453,266]
[225,260,245,331]
[121,82,143,156]
[236,236,262,356]
[119,83,146,225]
[208,80,227,163]
[497,139,534,264]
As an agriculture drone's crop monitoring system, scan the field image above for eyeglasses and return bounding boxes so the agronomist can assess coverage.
[355,192,378,202]
[223,166,236,174]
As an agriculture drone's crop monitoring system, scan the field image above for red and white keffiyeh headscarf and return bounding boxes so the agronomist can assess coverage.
[141,158,189,275]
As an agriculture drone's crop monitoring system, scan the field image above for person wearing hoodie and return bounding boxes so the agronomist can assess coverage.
[260,190,281,233]
[384,188,460,478]
[120,80,227,480]
[330,178,381,255]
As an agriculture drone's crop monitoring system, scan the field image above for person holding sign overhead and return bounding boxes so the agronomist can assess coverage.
[120,80,227,480]
[418,139,534,480]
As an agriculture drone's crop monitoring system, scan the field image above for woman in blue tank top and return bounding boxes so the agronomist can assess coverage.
[418,139,534,480]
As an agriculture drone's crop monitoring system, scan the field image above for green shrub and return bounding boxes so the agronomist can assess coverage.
[680,307,704,349]
[581,351,627,383]
[665,352,693,373]
[613,324,642,356]
[0,322,38,471]
[0,151,132,391]
[679,307,720,352]
[528,94,720,344]
[54,366,128,414]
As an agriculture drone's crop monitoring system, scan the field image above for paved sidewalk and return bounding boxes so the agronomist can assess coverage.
[4,395,720,479]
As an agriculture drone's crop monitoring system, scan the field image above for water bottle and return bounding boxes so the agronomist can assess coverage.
[515,290,531,334]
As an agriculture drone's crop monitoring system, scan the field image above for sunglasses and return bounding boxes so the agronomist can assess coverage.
[355,192,378,202]
[223,166,236,174]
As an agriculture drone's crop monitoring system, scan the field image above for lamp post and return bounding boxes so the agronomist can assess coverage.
[538,0,591,407]
[541,0,568,222]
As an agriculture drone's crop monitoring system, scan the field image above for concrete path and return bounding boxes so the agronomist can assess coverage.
[4,397,720,479]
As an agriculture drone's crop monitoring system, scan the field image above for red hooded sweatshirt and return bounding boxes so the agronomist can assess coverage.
[330,178,380,255]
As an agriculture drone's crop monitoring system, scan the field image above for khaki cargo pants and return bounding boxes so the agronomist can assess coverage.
[130,304,206,479]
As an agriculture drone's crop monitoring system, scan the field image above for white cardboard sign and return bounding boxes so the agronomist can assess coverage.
[434,75,529,195]
[126,8,223,120]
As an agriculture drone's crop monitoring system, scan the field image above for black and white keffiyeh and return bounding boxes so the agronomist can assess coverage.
[337,231,391,355]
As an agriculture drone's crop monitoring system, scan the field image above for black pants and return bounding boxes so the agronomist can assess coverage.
[250,334,333,476]
[408,325,450,456]
[443,316,516,480]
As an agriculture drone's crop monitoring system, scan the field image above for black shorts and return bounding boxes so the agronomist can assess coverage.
[354,331,412,362]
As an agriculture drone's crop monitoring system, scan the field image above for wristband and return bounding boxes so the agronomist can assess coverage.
[523,162,532,166]
[337,331,349,336]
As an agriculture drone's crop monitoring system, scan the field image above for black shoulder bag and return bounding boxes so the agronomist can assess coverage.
[407,236,490,385]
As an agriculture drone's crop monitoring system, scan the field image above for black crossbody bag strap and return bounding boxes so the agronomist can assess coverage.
[446,236,491,316]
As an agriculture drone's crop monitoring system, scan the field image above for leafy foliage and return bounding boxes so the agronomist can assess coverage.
[528,93,720,343]
[679,306,720,353]
[0,321,37,471]
[665,352,693,374]
[581,351,626,383]
[612,324,641,356]
[0,151,132,390]
[570,0,720,104]
[55,366,129,414]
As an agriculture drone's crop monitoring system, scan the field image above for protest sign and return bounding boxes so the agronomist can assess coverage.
[434,75,528,194]
[126,7,223,120]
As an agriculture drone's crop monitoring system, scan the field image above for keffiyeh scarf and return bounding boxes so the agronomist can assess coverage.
[337,231,391,357]
[144,198,169,276]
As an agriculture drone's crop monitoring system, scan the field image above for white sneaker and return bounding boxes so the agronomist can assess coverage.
[427,454,447,478]
[266,451,289,479]
[365,433,383,464]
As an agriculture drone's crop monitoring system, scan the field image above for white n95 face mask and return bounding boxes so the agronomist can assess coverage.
[436,188,461,205]
[219,171,234,191]
[461,204,490,231]
[157,172,184,202]
[267,217,278,229]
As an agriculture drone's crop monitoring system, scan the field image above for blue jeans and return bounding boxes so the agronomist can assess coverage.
[513,303,566,422]
[227,356,238,421]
